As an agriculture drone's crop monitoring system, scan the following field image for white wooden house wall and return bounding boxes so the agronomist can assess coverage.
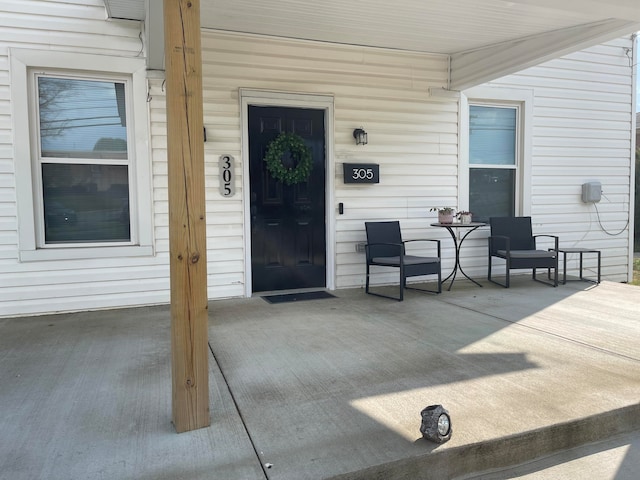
[0,1,170,317]
[0,1,635,317]
[184,31,634,291]
[488,38,635,279]
[148,30,455,298]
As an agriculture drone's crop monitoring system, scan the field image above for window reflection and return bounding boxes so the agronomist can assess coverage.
[469,168,515,222]
[42,164,130,243]
[469,105,516,166]
[38,77,128,159]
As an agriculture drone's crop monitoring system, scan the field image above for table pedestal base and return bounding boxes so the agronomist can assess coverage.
[430,222,487,291]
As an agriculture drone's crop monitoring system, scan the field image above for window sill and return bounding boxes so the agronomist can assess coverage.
[19,245,154,262]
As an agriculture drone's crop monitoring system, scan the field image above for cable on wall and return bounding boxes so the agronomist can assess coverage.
[593,201,629,236]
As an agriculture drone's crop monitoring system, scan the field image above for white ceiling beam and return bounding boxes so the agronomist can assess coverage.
[450,19,640,92]
[145,0,165,71]
[508,0,640,22]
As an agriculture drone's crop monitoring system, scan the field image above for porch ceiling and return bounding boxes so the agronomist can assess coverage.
[106,0,640,90]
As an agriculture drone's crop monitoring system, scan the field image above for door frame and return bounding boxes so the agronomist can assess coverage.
[240,89,336,297]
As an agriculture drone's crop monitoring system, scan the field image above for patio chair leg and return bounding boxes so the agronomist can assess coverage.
[366,266,403,301]
[487,258,510,288]
[365,263,370,294]
[532,267,559,287]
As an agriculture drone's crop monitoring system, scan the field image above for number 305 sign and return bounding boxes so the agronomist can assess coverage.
[219,155,235,197]
[343,163,380,184]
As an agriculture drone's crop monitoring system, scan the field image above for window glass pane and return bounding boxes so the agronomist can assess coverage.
[469,105,516,165]
[469,168,515,222]
[38,77,128,159]
[42,164,130,244]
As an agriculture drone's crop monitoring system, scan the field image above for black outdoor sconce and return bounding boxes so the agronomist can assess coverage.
[420,404,452,443]
[353,127,368,145]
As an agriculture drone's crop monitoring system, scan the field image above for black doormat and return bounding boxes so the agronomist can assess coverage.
[262,291,336,304]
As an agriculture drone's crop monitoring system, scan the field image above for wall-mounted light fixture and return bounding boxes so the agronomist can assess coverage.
[353,127,368,145]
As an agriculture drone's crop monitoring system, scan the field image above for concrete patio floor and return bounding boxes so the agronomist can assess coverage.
[1,276,639,479]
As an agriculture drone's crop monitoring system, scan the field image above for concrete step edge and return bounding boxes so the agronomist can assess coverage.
[327,403,640,480]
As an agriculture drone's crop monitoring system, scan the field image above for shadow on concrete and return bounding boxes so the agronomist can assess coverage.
[208,278,640,479]
[1,277,638,480]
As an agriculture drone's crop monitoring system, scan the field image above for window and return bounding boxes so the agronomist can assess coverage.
[10,49,153,261]
[468,104,519,222]
[36,75,132,245]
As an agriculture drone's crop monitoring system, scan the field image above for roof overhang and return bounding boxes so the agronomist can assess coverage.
[105,0,640,90]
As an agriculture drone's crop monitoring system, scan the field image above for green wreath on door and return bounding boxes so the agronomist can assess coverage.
[263,132,313,185]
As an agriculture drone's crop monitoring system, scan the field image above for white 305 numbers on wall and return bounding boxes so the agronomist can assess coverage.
[352,168,375,180]
[219,155,235,197]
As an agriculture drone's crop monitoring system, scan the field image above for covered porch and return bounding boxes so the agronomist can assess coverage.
[117,0,640,434]
[109,0,640,92]
[2,278,639,479]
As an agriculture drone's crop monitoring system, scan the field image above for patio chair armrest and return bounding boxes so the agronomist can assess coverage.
[403,239,441,257]
[533,235,559,251]
[366,242,403,248]
[488,235,510,254]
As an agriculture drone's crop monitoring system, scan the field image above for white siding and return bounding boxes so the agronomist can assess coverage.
[0,1,169,318]
[195,31,454,291]
[0,6,634,317]
[487,37,634,281]
[149,31,455,297]
[148,76,246,299]
[190,31,634,292]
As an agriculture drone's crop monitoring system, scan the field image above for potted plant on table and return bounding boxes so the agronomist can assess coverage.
[456,211,473,224]
[431,207,455,224]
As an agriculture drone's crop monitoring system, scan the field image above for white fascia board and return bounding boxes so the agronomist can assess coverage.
[450,19,640,91]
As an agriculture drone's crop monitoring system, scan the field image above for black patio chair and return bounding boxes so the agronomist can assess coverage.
[488,216,559,288]
[365,221,441,301]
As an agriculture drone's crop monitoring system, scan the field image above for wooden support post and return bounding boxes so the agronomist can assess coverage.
[163,0,210,433]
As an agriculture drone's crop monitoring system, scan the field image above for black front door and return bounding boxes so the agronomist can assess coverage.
[249,106,326,292]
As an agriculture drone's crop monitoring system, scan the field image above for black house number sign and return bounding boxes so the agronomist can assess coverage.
[219,155,235,197]
[343,163,380,184]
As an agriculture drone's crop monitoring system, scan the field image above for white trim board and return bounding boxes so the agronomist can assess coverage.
[9,48,154,262]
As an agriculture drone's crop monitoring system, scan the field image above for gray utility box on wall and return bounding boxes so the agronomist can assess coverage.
[582,181,602,203]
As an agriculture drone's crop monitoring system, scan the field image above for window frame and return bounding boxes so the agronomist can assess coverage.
[468,102,520,220]
[459,86,533,219]
[10,48,154,261]
[32,71,135,248]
